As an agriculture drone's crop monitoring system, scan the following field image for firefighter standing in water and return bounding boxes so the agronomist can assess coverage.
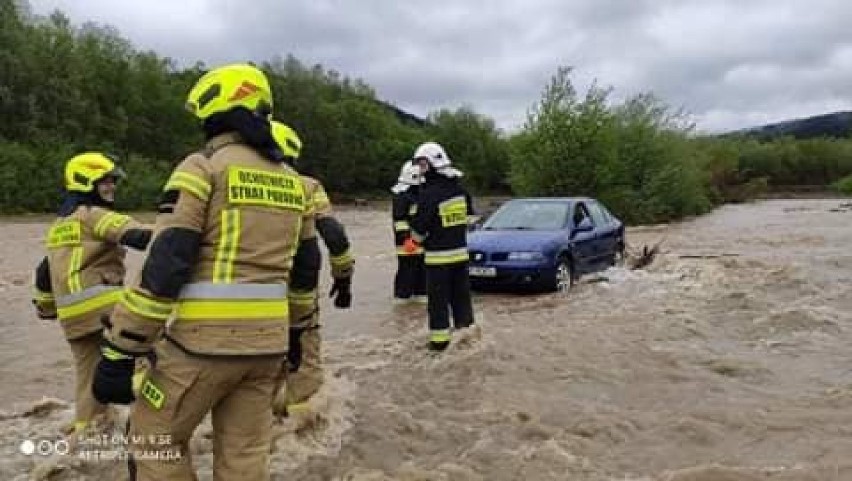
[268,121,354,417]
[32,153,151,435]
[408,142,476,351]
[391,160,427,303]
[91,63,319,480]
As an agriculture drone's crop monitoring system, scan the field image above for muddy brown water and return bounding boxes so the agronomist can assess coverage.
[1,199,851,480]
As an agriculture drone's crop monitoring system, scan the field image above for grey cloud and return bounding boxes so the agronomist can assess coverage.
[27,0,852,132]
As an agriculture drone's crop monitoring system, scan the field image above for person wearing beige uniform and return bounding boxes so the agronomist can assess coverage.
[268,121,354,417]
[32,152,152,434]
[91,64,320,481]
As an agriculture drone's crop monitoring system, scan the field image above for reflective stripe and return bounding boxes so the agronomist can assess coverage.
[102,345,132,361]
[175,282,290,321]
[330,250,354,267]
[55,285,119,307]
[424,247,469,265]
[213,209,241,283]
[67,246,84,293]
[175,299,288,320]
[73,421,88,433]
[122,290,173,321]
[394,221,410,231]
[289,289,316,307]
[178,282,287,299]
[56,287,121,320]
[164,171,211,201]
[33,289,55,303]
[94,212,129,237]
[396,247,424,256]
[430,330,451,343]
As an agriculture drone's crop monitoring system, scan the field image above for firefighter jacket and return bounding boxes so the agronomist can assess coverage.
[287,175,354,318]
[410,175,474,266]
[302,176,353,280]
[34,207,149,340]
[391,187,423,256]
[104,132,317,357]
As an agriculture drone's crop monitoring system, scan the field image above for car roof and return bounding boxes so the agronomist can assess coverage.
[505,197,593,203]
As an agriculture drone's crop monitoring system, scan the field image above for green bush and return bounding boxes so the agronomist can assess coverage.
[832,174,852,195]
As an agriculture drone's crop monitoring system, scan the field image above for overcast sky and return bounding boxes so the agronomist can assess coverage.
[27,0,852,133]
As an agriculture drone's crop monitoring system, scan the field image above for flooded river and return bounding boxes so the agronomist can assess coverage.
[1,199,851,480]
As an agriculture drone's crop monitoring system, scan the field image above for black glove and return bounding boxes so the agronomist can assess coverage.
[329,276,352,309]
[92,347,136,405]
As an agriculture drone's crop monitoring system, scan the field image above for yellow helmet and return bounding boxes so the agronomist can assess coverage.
[64,152,125,193]
[270,120,303,159]
[185,63,273,120]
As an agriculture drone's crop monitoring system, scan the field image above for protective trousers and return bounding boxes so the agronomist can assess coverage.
[127,340,284,481]
[284,291,323,410]
[394,254,427,299]
[425,261,474,341]
[68,331,107,433]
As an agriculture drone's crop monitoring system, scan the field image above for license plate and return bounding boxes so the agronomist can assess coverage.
[469,266,496,277]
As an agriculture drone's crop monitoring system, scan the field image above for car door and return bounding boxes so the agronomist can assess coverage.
[587,200,617,265]
[569,202,596,273]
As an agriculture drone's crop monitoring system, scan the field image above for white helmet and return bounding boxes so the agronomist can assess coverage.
[413,141,462,178]
[391,160,422,193]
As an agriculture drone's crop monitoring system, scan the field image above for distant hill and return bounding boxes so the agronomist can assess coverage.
[730,111,852,140]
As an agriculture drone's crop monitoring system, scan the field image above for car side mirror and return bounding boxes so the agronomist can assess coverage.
[572,218,593,237]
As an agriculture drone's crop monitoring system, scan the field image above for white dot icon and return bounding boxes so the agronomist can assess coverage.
[19,440,35,456]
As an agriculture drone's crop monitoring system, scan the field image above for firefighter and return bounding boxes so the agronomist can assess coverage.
[408,142,476,351]
[267,121,354,417]
[32,152,151,435]
[91,63,320,481]
[391,160,427,303]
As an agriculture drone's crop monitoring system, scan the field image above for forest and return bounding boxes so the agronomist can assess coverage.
[2,0,851,221]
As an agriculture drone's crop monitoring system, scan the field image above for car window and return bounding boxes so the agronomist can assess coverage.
[483,201,571,231]
[587,201,608,226]
[572,202,593,227]
[599,204,614,223]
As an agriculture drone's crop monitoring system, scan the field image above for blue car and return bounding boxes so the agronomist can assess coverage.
[467,197,625,291]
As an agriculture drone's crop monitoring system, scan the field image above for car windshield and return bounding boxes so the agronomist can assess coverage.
[482,201,570,231]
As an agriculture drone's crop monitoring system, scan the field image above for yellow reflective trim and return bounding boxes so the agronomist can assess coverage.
[408,204,418,216]
[289,289,317,307]
[330,250,354,267]
[394,221,410,231]
[33,289,55,302]
[164,171,211,201]
[140,379,166,410]
[424,249,469,265]
[132,372,145,396]
[287,402,310,414]
[438,197,468,228]
[121,290,173,321]
[57,289,120,320]
[213,209,241,283]
[396,247,424,256]
[102,345,132,361]
[176,299,289,320]
[227,166,305,211]
[67,247,84,293]
[46,220,82,248]
[94,212,129,238]
[430,330,451,343]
